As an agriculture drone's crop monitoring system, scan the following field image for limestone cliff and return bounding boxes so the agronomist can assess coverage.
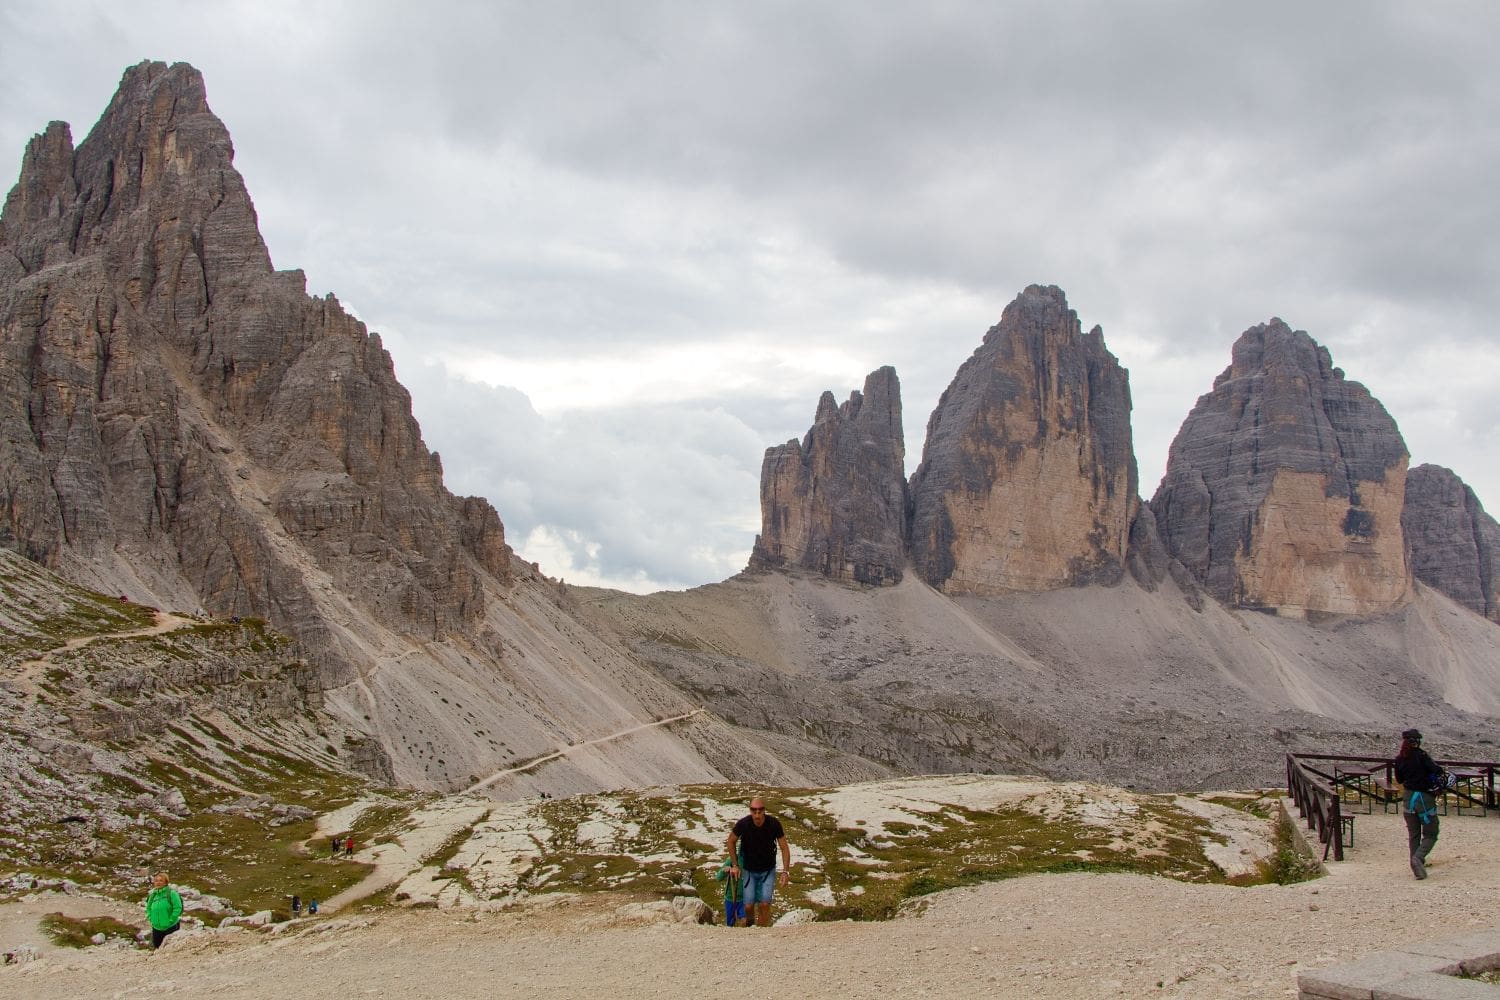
[0,62,847,796]
[0,62,510,685]
[749,366,907,585]
[1152,320,1410,616]
[907,285,1137,594]
[1403,464,1499,622]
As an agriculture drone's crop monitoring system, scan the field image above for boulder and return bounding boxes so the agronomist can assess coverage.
[774,908,818,926]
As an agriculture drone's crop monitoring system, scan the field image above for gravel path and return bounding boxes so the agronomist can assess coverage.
[7,807,1497,999]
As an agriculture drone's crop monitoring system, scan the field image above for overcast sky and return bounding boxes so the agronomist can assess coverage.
[3,1,1497,592]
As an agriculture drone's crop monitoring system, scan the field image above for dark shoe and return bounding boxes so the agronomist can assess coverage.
[1411,855,1427,880]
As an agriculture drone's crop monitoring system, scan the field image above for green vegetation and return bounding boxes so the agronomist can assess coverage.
[1253,811,1323,886]
[472,784,1287,925]
[39,912,142,948]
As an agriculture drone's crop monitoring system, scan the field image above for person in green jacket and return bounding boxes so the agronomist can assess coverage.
[145,871,183,949]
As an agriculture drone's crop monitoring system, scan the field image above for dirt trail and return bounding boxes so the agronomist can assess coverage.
[464,709,705,793]
[12,611,194,689]
[7,808,1499,999]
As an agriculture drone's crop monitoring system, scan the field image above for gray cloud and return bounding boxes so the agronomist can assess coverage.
[2,0,1497,589]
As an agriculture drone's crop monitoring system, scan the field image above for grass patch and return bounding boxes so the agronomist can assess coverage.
[39,912,142,948]
[1251,811,1322,886]
[476,783,1289,925]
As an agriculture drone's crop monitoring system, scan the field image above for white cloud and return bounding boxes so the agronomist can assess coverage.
[4,0,1499,589]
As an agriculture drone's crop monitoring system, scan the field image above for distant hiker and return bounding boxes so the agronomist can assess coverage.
[145,871,183,949]
[1394,728,1453,879]
[308,899,319,915]
[291,894,301,917]
[725,795,790,928]
[331,835,341,857]
[344,835,355,857]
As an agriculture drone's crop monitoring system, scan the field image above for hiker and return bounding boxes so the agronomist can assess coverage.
[1394,728,1453,879]
[714,848,750,927]
[145,871,183,949]
[344,835,355,857]
[291,894,301,917]
[308,899,319,915]
[725,795,791,928]
[330,836,341,857]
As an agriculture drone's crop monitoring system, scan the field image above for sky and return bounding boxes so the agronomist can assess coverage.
[2,1,1497,592]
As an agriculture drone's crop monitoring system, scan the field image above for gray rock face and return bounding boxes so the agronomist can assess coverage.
[0,61,511,686]
[908,285,1137,594]
[1151,320,1410,616]
[1126,501,1169,592]
[749,367,907,585]
[1403,464,1500,622]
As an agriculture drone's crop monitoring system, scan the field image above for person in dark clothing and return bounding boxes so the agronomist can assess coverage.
[725,796,791,928]
[1393,728,1451,879]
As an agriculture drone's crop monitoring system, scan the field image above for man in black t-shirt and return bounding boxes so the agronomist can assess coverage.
[725,796,791,928]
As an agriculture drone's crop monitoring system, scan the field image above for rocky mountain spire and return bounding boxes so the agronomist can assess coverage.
[749,366,907,585]
[907,285,1137,594]
[1151,320,1409,616]
[1402,464,1499,622]
[0,61,510,683]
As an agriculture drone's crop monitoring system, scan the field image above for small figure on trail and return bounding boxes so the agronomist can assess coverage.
[725,795,790,928]
[291,894,301,917]
[331,835,341,857]
[714,848,748,926]
[145,871,183,949]
[1394,728,1452,879]
[308,899,319,915]
[344,835,355,857]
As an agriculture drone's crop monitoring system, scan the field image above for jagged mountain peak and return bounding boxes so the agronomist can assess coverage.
[908,284,1137,594]
[749,366,907,586]
[1154,320,1409,616]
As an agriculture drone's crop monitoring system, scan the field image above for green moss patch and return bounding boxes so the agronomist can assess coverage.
[39,912,142,948]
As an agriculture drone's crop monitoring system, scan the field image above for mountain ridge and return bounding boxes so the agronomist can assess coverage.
[2,61,1497,807]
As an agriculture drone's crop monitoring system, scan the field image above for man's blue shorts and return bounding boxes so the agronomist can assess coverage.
[742,868,776,905]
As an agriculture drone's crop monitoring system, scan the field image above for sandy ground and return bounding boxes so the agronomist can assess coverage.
[5,807,1498,999]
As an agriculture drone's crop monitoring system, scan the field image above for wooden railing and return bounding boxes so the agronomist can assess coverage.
[1287,752,1498,862]
[1286,754,1348,861]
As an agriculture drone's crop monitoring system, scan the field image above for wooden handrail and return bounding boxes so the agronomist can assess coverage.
[1287,754,1347,861]
[1286,753,1499,862]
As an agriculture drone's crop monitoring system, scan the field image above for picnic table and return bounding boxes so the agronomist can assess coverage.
[1447,768,1491,817]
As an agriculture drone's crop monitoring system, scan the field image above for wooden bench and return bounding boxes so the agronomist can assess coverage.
[1370,774,1400,813]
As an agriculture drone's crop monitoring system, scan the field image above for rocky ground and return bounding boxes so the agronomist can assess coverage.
[579,568,1500,792]
[4,805,1498,999]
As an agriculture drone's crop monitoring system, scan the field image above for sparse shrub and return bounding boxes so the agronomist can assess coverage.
[39,913,141,949]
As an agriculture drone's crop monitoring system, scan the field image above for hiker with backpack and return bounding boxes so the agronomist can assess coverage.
[1394,728,1454,879]
[725,795,790,928]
